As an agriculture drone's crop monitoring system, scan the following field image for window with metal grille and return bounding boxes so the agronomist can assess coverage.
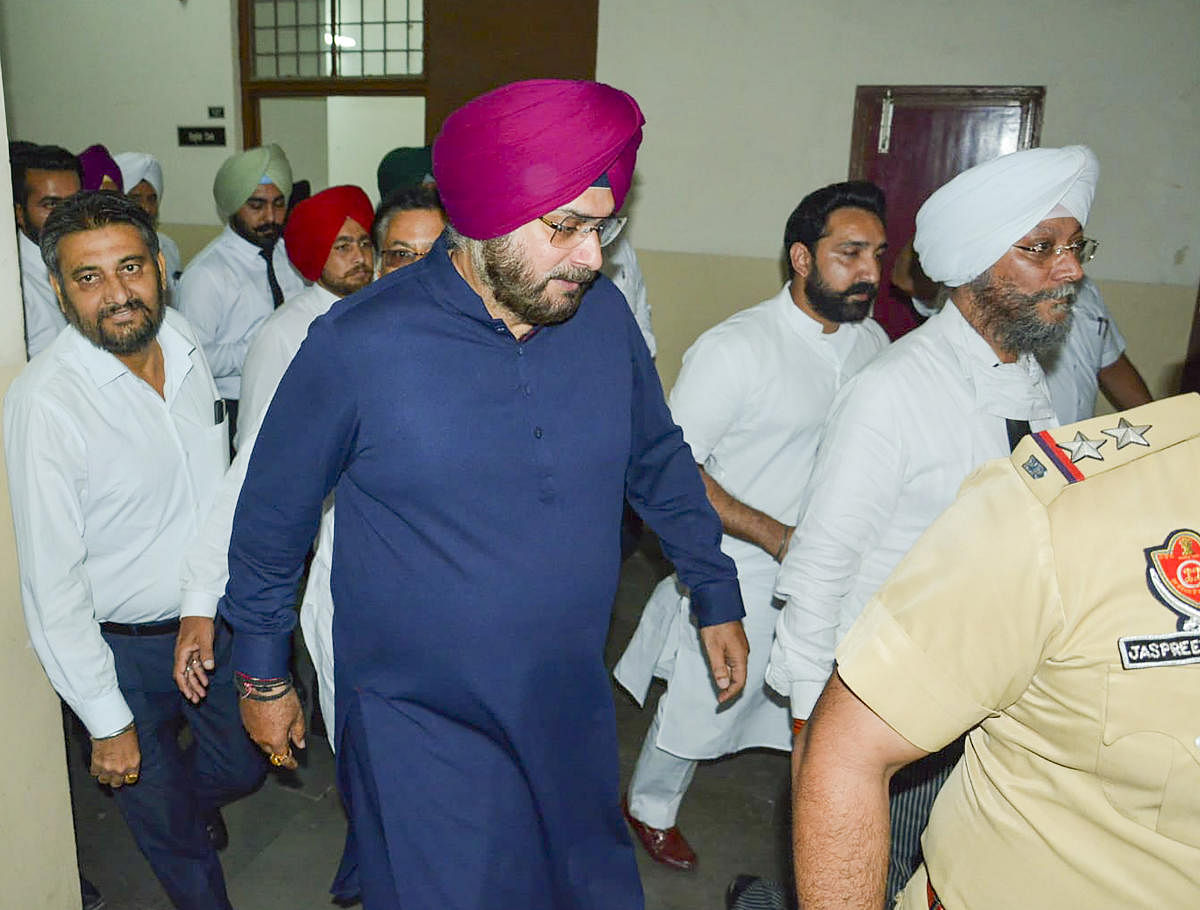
[251,0,424,79]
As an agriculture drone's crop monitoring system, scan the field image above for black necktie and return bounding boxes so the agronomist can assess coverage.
[260,247,285,309]
[1005,418,1032,452]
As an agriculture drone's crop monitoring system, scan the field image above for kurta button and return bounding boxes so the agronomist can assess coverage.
[1195,735,1200,748]
[534,427,543,438]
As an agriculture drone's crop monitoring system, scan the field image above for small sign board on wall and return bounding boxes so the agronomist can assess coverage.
[178,126,226,147]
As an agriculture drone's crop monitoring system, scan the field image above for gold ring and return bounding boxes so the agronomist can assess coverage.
[124,772,139,784]
[269,753,289,767]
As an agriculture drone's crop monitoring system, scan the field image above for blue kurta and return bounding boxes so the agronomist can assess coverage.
[221,238,743,909]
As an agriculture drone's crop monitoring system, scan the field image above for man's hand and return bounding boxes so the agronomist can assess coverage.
[240,688,306,771]
[699,619,749,704]
[173,616,216,703]
[90,726,141,789]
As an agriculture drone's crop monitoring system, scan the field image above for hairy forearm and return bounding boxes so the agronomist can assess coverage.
[793,752,891,909]
[699,467,792,560]
[792,674,926,909]
[1098,354,1152,412]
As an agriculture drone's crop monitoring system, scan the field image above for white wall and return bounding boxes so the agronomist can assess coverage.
[0,0,240,225]
[326,95,424,204]
[597,0,1200,289]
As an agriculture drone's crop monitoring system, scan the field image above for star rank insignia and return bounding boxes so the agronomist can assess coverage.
[1101,417,1152,449]
[1057,430,1107,463]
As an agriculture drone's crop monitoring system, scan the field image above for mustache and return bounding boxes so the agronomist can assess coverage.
[98,298,151,319]
[254,223,282,237]
[842,282,878,301]
[545,266,597,285]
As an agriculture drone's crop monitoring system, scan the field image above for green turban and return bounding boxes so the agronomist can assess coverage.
[213,144,293,219]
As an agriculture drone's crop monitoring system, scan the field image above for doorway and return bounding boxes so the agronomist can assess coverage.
[848,85,1045,338]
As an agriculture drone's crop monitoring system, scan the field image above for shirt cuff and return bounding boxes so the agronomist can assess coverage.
[179,589,220,619]
[688,578,745,627]
[230,630,293,680]
[75,690,135,740]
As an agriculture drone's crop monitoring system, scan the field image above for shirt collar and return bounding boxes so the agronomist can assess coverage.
[775,282,862,351]
[419,235,526,332]
[219,222,278,264]
[66,312,195,395]
[18,231,48,278]
[936,299,1054,421]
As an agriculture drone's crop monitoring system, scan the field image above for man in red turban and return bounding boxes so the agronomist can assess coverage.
[223,80,748,910]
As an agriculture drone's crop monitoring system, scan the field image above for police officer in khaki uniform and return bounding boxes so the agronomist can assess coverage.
[791,393,1200,909]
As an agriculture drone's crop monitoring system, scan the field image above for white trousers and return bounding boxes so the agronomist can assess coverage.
[627,697,698,829]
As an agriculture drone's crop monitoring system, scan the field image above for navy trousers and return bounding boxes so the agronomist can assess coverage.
[98,619,265,910]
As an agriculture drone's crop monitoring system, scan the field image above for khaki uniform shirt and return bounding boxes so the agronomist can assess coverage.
[836,394,1200,909]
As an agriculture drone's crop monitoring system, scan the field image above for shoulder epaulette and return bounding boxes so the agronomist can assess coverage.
[1011,393,1200,506]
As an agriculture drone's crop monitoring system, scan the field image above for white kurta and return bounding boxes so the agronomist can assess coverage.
[600,235,655,357]
[4,310,227,736]
[615,284,888,757]
[176,225,305,400]
[18,231,66,358]
[180,282,339,741]
[765,301,1059,718]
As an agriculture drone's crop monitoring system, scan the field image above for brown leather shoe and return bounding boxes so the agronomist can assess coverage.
[622,799,697,871]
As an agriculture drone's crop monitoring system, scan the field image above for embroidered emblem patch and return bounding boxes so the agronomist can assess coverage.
[1119,529,1200,669]
[1021,455,1046,479]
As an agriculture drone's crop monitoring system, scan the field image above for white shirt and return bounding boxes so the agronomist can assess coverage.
[674,283,888,570]
[237,282,338,449]
[613,285,887,755]
[4,309,228,737]
[180,282,339,738]
[159,230,183,304]
[601,235,655,356]
[176,224,305,399]
[1040,277,1125,423]
[18,230,66,358]
[765,301,1058,717]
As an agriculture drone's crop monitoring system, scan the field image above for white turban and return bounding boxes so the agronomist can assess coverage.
[914,145,1099,287]
[114,152,164,197]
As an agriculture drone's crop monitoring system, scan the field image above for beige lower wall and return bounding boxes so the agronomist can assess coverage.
[638,248,1197,404]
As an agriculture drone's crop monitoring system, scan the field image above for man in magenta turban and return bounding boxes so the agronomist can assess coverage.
[220,79,748,909]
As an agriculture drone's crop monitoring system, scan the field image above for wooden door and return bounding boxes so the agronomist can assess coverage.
[848,86,1044,339]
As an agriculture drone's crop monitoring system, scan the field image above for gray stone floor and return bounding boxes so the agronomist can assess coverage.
[69,542,792,909]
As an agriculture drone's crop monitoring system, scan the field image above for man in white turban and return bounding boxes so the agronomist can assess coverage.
[765,145,1098,903]
[115,152,183,297]
[176,144,304,445]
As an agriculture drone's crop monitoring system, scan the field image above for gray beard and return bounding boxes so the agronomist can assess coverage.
[967,271,1079,357]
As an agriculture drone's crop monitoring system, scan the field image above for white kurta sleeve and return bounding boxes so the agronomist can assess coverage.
[179,413,267,618]
[176,263,248,391]
[3,395,132,737]
[765,379,905,718]
[668,326,753,467]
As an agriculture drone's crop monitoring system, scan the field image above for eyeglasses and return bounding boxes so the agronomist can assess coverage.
[538,213,627,250]
[331,237,374,255]
[1011,237,1099,264]
[379,247,430,268]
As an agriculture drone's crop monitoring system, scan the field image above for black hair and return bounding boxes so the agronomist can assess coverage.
[10,144,83,208]
[782,181,886,273]
[372,183,444,250]
[40,190,160,283]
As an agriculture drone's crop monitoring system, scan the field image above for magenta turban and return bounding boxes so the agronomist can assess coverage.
[283,185,374,281]
[432,79,645,240]
[79,144,123,192]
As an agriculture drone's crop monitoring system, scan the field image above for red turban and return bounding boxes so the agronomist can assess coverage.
[432,79,644,240]
[283,185,374,282]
